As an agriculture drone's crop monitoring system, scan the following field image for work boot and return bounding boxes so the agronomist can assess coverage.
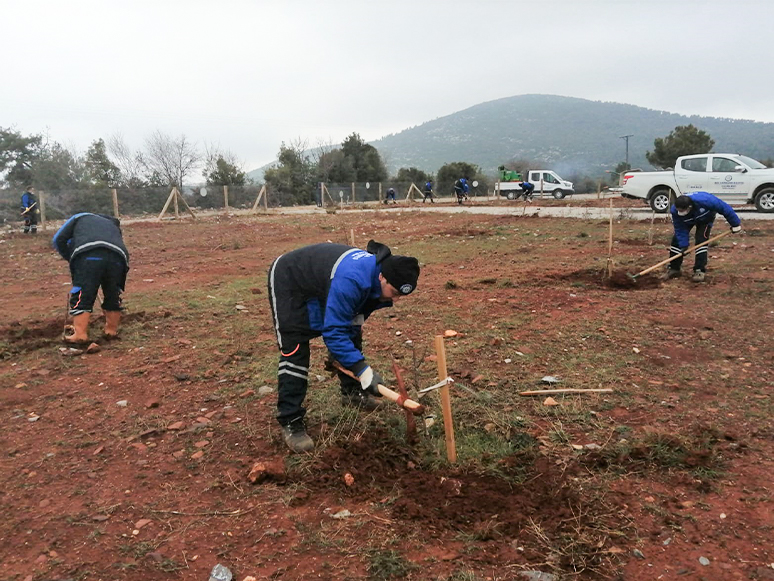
[281,420,314,453]
[663,268,681,280]
[103,310,121,339]
[691,270,706,283]
[64,313,90,344]
[341,391,385,411]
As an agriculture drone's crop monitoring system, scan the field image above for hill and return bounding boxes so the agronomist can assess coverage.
[371,94,774,177]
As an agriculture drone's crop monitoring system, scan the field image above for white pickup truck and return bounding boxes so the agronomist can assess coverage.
[496,169,575,200]
[620,153,774,213]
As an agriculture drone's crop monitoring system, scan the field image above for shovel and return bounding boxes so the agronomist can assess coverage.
[629,230,733,281]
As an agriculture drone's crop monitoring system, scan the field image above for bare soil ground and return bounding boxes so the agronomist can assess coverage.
[1,209,773,581]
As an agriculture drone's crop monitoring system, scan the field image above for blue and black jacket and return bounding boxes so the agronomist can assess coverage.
[670,192,741,249]
[273,242,392,369]
[52,213,130,268]
[454,178,469,193]
[21,191,37,212]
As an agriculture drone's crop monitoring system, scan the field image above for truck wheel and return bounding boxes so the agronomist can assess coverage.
[506,191,516,200]
[754,187,774,212]
[552,189,566,200]
[649,189,672,213]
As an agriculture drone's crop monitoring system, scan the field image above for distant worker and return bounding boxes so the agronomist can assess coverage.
[664,192,741,283]
[385,187,397,204]
[519,181,535,200]
[453,178,469,204]
[52,213,130,343]
[20,186,39,234]
[267,240,420,453]
[423,180,435,203]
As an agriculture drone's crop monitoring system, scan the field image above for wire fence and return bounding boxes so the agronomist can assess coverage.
[0,180,496,225]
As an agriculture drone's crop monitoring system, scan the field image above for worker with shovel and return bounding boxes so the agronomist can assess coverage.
[267,240,420,453]
[664,192,741,283]
[20,186,39,234]
[52,213,130,344]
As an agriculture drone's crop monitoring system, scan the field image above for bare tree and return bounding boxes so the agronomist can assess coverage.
[142,131,201,187]
[107,133,146,187]
[202,142,245,180]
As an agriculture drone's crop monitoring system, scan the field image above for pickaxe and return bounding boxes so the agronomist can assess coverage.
[21,202,37,216]
[327,360,425,415]
[628,230,733,281]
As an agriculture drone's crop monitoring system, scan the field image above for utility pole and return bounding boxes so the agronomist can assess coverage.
[619,134,634,168]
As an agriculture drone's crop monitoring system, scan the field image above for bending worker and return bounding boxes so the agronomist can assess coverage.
[267,240,420,453]
[52,213,130,343]
[665,192,741,283]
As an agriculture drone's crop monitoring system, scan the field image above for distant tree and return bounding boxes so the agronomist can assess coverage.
[436,161,482,196]
[316,148,355,183]
[340,133,387,182]
[264,140,315,204]
[107,134,147,187]
[85,139,121,187]
[143,131,201,187]
[646,124,714,169]
[0,127,43,188]
[395,167,431,184]
[32,141,87,191]
[202,146,247,186]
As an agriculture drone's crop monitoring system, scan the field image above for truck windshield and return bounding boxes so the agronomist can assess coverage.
[733,155,766,169]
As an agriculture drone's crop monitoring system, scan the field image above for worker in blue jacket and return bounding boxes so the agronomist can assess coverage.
[454,178,469,204]
[423,180,435,203]
[665,192,741,283]
[20,186,39,234]
[519,181,535,200]
[267,240,420,452]
[52,213,130,343]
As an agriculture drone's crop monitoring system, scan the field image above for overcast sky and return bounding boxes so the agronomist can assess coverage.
[3,0,773,172]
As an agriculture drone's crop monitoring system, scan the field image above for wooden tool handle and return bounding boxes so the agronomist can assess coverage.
[332,361,425,415]
[635,230,732,278]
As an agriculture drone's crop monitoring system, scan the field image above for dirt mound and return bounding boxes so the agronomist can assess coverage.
[605,270,661,289]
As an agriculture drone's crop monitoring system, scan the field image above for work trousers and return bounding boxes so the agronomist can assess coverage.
[69,248,127,315]
[23,214,38,233]
[670,222,713,273]
[267,257,362,427]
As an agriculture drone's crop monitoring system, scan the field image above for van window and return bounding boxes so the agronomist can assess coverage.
[530,172,540,182]
[712,157,739,172]
[543,173,559,184]
[681,157,708,172]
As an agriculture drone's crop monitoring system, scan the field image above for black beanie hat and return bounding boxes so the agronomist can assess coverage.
[381,255,420,295]
[675,195,693,210]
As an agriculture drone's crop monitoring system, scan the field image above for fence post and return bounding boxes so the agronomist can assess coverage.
[378,182,383,203]
[39,190,47,230]
[224,185,229,210]
[111,188,119,217]
[173,186,180,218]
[351,182,356,205]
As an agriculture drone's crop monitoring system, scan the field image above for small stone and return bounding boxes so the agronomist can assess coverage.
[28,415,40,422]
[35,554,47,564]
[130,443,148,454]
[172,450,185,458]
[443,329,459,337]
[145,398,160,409]
[239,389,255,398]
[471,374,484,384]
[632,549,645,559]
[543,397,559,406]
[14,382,27,389]
[194,440,209,448]
[235,305,248,311]
[395,331,402,336]
[39,499,51,508]
[699,556,710,566]
[167,421,184,430]
[247,461,285,484]
[330,509,351,519]
[116,400,128,407]
[484,423,496,433]
[504,358,512,363]
[209,563,233,581]
[344,473,355,486]
[191,450,205,460]
[584,443,601,450]
[258,385,274,396]
[541,376,560,384]
[86,342,101,353]
[571,444,584,450]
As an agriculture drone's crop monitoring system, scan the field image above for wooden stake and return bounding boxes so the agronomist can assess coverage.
[251,184,267,213]
[224,185,229,210]
[520,388,614,396]
[348,228,355,247]
[607,199,614,278]
[434,335,456,463]
[158,188,176,220]
[111,188,119,218]
[173,186,180,218]
[351,182,356,205]
[38,190,47,230]
[176,188,197,220]
[648,211,656,245]
[392,361,417,444]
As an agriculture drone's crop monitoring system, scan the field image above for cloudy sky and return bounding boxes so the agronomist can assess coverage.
[3,0,773,172]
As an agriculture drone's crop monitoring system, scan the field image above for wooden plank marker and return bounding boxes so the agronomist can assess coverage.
[251,184,268,213]
[158,187,197,221]
[434,334,457,463]
[606,199,614,278]
[111,188,119,218]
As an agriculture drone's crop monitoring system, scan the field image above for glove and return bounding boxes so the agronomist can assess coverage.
[352,362,384,396]
[731,225,742,234]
